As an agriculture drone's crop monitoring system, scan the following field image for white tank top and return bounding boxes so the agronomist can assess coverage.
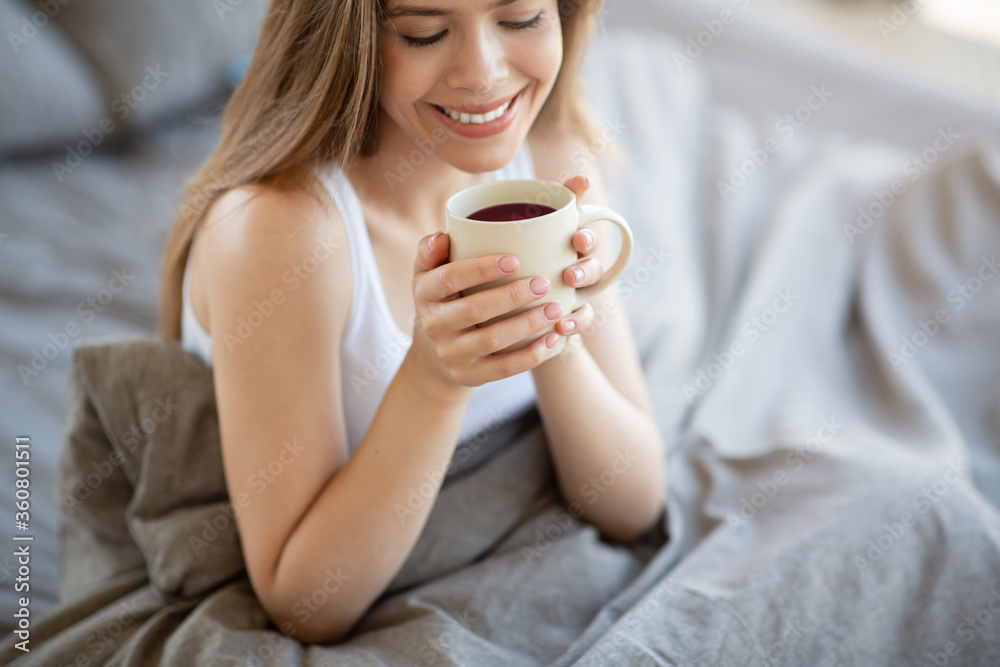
[181,144,538,455]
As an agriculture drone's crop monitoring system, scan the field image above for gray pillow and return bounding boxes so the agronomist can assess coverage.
[39,0,270,128]
[0,0,105,155]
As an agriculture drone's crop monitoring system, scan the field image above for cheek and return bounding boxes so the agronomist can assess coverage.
[525,23,563,89]
[380,43,436,106]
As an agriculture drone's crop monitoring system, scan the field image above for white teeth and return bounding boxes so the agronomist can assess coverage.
[439,98,513,124]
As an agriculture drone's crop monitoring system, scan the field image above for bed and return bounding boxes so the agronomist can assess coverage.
[3,0,1000,663]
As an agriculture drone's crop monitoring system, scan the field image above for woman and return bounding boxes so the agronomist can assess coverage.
[159,0,666,645]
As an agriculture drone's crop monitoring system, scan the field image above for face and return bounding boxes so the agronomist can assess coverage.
[379,0,563,174]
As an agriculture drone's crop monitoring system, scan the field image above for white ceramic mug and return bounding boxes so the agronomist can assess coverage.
[446,179,634,356]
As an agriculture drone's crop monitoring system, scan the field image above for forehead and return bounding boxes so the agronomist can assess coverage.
[386,0,522,18]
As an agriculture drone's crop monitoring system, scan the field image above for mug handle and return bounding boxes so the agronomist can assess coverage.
[571,205,634,310]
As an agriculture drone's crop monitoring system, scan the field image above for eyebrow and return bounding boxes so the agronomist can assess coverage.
[388,0,520,18]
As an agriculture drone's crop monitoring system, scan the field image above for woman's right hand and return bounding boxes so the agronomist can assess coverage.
[406,231,564,391]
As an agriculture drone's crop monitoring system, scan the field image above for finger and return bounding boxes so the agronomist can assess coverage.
[414,232,450,275]
[452,299,563,358]
[572,228,598,256]
[417,253,521,303]
[474,331,563,382]
[437,275,550,331]
[555,302,595,336]
[563,256,604,289]
[561,175,590,201]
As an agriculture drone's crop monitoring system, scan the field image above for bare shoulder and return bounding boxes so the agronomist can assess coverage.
[199,181,347,279]
[196,179,352,337]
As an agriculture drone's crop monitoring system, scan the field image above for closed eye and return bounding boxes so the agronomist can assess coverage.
[401,11,544,48]
[502,12,543,31]
[401,30,448,47]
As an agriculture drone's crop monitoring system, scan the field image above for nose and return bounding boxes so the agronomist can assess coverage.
[445,25,509,97]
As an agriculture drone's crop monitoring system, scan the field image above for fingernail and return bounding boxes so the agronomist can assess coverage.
[545,333,559,349]
[499,256,519,273]
[530,277,549,295]
[544,303,563,320]
[426,232,440,251]
[572,268,584,284]
[583,229,595,249]
[563,319,576,332]
[583,176,591,189]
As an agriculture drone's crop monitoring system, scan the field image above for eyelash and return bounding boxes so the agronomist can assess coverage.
[402,12,544,48]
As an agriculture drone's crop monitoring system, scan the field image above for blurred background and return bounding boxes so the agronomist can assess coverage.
[3,0,1000,634]
[753,0,1000,107]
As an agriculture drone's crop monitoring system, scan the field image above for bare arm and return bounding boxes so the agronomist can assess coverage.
[528,136,667,543]
[200,186,562,644]
[532,339,665,543]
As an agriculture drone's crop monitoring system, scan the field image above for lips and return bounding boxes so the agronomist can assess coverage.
[428,86,526,138]
[435,97,514,125]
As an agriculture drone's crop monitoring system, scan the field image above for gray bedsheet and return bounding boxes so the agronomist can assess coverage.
[6,12,1000,663]
[2,333,1000,665]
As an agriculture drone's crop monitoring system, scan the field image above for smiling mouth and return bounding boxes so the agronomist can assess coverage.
[432,89,523,125]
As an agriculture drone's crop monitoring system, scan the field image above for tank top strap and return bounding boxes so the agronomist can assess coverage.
[316,167,410,344]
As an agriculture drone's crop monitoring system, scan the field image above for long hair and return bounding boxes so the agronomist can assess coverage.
[159,0,604,339]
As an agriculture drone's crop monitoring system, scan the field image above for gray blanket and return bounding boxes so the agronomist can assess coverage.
[3,333,1000,665]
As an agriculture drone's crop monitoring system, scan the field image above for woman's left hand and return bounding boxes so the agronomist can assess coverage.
[556,175,601,337]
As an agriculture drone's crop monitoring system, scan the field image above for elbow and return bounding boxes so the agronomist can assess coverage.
[254,566,362,646]
[602,493,666,544]
[260,591,359,646]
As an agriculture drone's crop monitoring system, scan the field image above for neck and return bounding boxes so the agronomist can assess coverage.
[347,109,492,235]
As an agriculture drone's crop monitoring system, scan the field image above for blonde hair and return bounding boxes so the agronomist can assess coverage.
[159,0,604,339]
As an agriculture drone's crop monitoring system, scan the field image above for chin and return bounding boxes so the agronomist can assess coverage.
[450,145,520,174]
[447,144,523,175]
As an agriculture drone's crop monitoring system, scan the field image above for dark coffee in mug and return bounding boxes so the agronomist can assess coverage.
[467,202,557,222]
